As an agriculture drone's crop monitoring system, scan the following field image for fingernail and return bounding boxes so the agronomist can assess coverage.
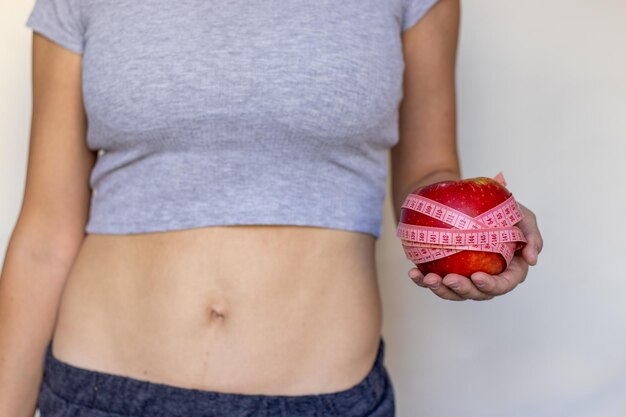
[449,282,460,290]
[473,278,485,288]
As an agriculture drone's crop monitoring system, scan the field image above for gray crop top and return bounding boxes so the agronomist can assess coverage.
[25,0,440,239]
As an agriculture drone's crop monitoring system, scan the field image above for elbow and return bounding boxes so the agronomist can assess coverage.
[6,214,87,275]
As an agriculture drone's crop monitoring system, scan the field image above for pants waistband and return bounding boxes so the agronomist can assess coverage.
[41,337,389,417]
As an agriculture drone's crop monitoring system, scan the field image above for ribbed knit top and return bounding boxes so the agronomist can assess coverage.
[25,0,440,239]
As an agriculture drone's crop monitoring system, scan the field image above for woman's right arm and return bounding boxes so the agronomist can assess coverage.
[0,32,95,416]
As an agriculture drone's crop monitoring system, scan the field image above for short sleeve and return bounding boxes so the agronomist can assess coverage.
[25,0,85,54]
[401,0,441,32]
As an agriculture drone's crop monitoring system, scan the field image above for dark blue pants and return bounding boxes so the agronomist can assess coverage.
[37,337,395,416]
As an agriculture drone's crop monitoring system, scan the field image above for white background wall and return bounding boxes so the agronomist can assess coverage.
[2,1,625,416]
[377,1,626,416]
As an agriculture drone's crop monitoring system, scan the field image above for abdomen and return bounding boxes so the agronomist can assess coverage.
[51,225,383,395]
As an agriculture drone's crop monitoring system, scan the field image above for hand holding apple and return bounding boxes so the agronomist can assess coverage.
[397,174,527,276]
[408,203,543,301]
[398,175,543,301]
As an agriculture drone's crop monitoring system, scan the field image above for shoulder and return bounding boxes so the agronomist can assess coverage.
[401,0,460,57]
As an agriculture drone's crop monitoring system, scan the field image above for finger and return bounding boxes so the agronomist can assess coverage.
[521,224,543,266]
[471,256,529,296]
[517,204,544,266]
[423,273,465,301]
[442,273,494,301]
[498,257,530,288]
[408,267,427,287]
[408,267,421,280]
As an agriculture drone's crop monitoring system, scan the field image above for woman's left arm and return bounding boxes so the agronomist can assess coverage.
[392,0,462,217]
[392,0,544,301]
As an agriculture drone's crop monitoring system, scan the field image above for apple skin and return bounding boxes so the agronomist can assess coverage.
[400,177,515,277]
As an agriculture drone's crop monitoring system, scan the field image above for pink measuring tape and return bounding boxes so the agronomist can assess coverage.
[395,174,527,269]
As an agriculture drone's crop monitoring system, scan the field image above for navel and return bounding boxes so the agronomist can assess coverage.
[206,303,228,324]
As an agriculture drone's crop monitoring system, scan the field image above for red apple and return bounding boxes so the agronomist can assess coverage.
[398,176,525,277]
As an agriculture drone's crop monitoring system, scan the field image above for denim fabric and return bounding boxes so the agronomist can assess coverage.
[37,338,395,416]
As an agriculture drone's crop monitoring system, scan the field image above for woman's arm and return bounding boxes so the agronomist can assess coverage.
[0,33,94,416]
[391,0,461,225]
[392,0,543,301]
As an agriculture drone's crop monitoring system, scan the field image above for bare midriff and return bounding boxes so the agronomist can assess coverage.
[51,225,383,395]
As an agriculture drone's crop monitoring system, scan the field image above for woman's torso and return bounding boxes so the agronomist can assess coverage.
[51,226,383,395]
[50,0,405,395]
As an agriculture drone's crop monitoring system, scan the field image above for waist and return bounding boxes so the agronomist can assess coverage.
[52,225,383,395]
